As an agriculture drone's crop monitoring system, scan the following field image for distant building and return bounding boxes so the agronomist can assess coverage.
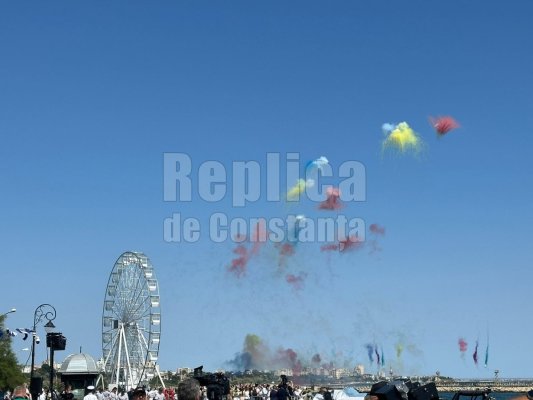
[176,367,193,378]
[275,369,293,377]
[354,365,365,376]
[331,369,350,379]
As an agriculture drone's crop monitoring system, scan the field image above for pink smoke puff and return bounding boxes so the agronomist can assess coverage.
[321,236,363,253]
[228,245,249,277]
[320,243,339,252]
[276,348,302,375]
[458,338,468,353]
[338,236,364,252]
[318,187,343,210]
[275,242,296,267]
[429,116,460,136]
[286,272,307,290]
[280,243,295,256]
[250,220,267,256]
[227,221,268,277]
[369,223,386,235]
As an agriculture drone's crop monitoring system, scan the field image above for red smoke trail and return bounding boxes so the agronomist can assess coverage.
[228,245,249,277]
[320,244,339,252]
[429,116,460,136]
[320,236,364,253]
[458,338,468,356]
[339,236,364,252]
[275,242,296,267]
[286,273,307,290]
[318,187,343,210]
[250,220,267,256]
[276,348,303,375]
[227,221,267,277]
[368,223,385,254]
[369,223,386,235]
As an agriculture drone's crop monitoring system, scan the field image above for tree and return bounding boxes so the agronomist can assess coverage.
[0,315,26,390]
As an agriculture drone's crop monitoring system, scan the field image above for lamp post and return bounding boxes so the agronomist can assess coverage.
[45,321,57,397]
[1,308,16,317]
[44,322,66,400]
[30,304,56,400]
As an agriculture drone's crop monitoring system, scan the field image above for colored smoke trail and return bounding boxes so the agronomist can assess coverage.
[227,221,267,277]
[396,342,404,359]
[275,348,303,375]
[382,122,423,156]
[286,273,307,290]
[365,344,374,363]
[228,244,248,277]
[318,187,343,210]
[369,224,386,235]
[321,236,364,253]
[226,334,305,374]
[339,236,364,252]
[458,337,468,358]
[429,116,460,136]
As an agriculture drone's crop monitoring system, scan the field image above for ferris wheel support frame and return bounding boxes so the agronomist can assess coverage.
[121,326,135,389]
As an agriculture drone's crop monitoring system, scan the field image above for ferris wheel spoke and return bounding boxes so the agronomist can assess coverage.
[129,299,151,321]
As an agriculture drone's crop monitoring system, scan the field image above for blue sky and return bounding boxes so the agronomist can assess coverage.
[1,1,533,379]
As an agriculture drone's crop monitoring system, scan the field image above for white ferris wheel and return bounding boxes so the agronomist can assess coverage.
[101,251,162,388]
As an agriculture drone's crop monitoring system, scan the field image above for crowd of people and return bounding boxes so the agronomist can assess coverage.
[3,378,333,400]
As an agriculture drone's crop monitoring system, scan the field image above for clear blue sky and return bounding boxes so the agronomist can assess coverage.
[1,1,532,379]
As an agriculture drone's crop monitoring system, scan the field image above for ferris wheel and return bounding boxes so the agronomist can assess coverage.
[102,251,161,389]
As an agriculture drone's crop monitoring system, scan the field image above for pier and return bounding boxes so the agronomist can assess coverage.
[326,379,533,393]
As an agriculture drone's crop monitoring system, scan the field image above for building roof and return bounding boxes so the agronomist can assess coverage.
[59,353,99,374]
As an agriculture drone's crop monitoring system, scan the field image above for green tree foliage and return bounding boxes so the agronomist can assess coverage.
[0,315,26,390]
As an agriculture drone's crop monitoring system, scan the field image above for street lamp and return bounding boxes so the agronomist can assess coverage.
[1,308,16,317]
[46,322,58,397]
[30,304,56,400]
[44,321,56,334]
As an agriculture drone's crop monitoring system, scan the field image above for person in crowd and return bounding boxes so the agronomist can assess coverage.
[177,379,201,400]
[268,386,277,400]
[11,387,29,400]
[84,387,98,400]
[132,388,146,400]
[60,385,74,400]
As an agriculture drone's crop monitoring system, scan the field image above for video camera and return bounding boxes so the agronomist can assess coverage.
[369,380,439,400]
[193,366,230,400]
